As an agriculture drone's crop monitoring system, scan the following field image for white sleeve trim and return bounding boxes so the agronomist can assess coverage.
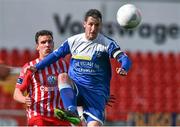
[113,50,123,58]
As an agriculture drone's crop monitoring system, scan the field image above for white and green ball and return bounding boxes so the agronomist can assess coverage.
[116,4,142,29]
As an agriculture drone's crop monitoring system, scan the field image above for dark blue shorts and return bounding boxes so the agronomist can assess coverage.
[74,83,106,125]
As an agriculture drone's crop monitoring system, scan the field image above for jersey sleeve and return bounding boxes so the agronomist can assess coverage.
[107,40,132,72]
[16,63,32,91]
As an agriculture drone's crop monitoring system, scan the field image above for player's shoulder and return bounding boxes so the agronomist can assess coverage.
[68,33,84,42]
[22,58,38,68]
[19,60,33,76]
[98,33,117,46]
[100,33,116,42]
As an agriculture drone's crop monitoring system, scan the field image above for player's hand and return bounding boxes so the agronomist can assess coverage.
[106,94,116,107]
[116,68,127,76]
[25,95,32,107]
[24,65,37,74]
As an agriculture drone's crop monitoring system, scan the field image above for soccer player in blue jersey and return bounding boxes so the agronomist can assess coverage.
[28,9,132,126]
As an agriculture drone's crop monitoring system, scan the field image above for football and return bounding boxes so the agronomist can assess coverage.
[116,4,142,29]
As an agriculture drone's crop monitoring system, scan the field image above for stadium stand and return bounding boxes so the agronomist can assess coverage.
[0,48,179,125]
[0,48,8,64]
[106,51,180,122]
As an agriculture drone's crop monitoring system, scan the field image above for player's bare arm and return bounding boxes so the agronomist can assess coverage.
[13,88,32,107]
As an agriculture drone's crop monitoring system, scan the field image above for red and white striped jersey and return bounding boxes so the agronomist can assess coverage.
[16,58,68,119]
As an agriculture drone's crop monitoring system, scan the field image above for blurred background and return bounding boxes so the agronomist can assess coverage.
[0,0,180,126]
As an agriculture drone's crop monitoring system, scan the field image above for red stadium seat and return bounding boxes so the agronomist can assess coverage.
[21,49,33,65]
[7,48,21,67]
[2,49,180,122]
[0,48,9,64]
[106,51,180,122]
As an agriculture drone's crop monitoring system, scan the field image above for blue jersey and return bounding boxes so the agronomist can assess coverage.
[36,33,131,99]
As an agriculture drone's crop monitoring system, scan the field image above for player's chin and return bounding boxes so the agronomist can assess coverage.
[89,34,97,40]
[44,51,52,56]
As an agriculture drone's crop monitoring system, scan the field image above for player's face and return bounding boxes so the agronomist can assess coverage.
[83,16,102,41]
[36,35,54,59]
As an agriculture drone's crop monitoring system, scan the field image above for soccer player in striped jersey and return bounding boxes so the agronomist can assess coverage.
[28,9,132,126]
[13,30,71,126]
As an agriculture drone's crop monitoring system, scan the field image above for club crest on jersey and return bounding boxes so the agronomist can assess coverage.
[47,75,57,85]
[73,49,78,55]
[96,51,102,58]
[17,78,23,85]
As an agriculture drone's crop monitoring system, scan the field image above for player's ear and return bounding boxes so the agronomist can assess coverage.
[36,43,39,51]
[83,21,86,28]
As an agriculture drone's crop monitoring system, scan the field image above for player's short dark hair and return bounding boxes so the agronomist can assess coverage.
[35,30,53,44]
[84,9,102,22]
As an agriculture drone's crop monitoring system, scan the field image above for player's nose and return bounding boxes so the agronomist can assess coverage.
[45,41,51,46]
